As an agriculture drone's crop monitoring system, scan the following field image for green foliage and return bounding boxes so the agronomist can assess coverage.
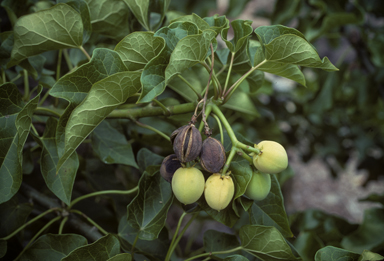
[0,0,383,260]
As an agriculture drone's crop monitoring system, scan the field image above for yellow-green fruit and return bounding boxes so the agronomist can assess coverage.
[245,171,271,201]
[204,173,234,211]
[172,167,205,204]
[252,140,288,174]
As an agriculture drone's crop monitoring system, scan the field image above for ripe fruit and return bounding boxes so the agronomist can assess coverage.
[252,140,288,174]
[200,137,226,173]
[173,124,202,163]
[172,167,205,204]
[204,173,234,211]
[160,154,182,183]
[245,171,271,201]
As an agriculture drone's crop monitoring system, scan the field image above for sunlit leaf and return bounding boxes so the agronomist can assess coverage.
[19,234,87,261]
[62,234,120,260]
[221,19,253,53]
[9,3,83,67]
[127,169,173,240]
[56,71,141,173]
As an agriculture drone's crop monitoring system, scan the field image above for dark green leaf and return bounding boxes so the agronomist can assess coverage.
[248,175,293,238]
[0,240,5,258]
[341,208,384,253]
[62,234,120,261]
[0,84,42,204]
[315,246,360,261]
[230,155,253,201]
[240,225,300,260]
[118,214,169,260]
[224,255,249,261]
[204,230,241,259]
[294,231,323,261]
[124,0,150,31]
[91,120,138,168]
[149,0,171,30]
[19,234,87,261]
[126,170,173,240]
[107,253,132,261]
[0,32,14,69]
[85,0,130,40]
[221,20,253,53]
[198,195,239,228]
[115,32,165,71]
[56,71,141,173]
[58,0,92,43]
[40,117,79,205]
[9,3,83,67]
[0,195,32,237]
[137,148,164,173]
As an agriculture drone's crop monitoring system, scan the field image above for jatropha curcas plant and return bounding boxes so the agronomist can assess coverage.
[4,1,381,261]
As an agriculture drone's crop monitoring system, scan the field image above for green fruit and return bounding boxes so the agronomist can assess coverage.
[204,173,234,211]
[252,140,288,174]
[245,171,271,201]
[172,167,205,204]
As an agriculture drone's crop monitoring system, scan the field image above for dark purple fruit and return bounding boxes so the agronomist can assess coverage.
[200,137,226,173]
[160,154,182,182]
[173,124,202,163]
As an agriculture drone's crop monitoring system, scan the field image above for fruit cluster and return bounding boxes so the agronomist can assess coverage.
[160,123,289,211]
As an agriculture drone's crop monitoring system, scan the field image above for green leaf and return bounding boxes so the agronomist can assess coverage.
[40,117,79,205]
[118,214,169,260]
[0,32,14,69]
[315,246,360,261]
[223,90,259,116]
[230,155,253,201]
[91,120,138,168]
[240,225,300,260]
[56,71,141,173]
[123,0,150,31]
[221,19,253,53]
[62,234,120,261]
[127,169,173,240]
[224,255,249,261]
[107,253,132,261]
[149,0,171,30]
[9,3,83,67]
[293,231,323,261]
[254,25,338,72]
[19,234,87,261]
[137,148,164,173]
[359,250,384,261]
[85,0,130,40]
[341,208,384,253]
[0,195,32,237]
[204,230,241,259]
[58,0,92,43]
[115,32,165,71]
[0,84,42,204]
[0,240,6,258]
[198,195,239,228]
[170,13,210,31]
[203,14,230,35]
[248,175,293,238]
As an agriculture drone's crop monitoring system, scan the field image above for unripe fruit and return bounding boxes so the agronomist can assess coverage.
[160,154,182,183]
[252,141,288,174]
[245,171,271,201]
[172,167,205,204]
[204,173,234,211]
[200,137,226,173]
[173,124,202,163]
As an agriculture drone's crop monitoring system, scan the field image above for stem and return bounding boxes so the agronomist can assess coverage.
[134,120,170,141]
[70,209,108,235]
[166,213,197,261]
[152,99,171,116]
[56,49,62,82]
[23,69,29,101]
[178,75,202,99]
[35,107,62,118]
[212,114,224,145]
[0,208,60,241]
[211,105,237,143]
[10,73,22,83]
[63,49,74,71]
[165,212,187,261]
[38,90,51,106]
[200,61,221,95]
[79,46,91,60]
[185,246,243,261]
[69,187,138,209]
[31,124,39,137]
[14,216,62,261]
[237,148,253,164]
[224,59,267,103]
[236,142,260,154]
[198,104,212,133]
[58,216,68,234]
[223,52,235,95]
[131,233,140,260]
[222,147,237,174]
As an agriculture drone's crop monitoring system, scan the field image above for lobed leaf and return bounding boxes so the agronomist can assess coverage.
[126,169,173,240]
[19,234,87,261]
[9,3,83,67]
[221,19,253,53]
